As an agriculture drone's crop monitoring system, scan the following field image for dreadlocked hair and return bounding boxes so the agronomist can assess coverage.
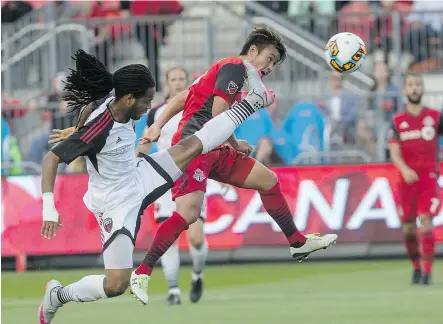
[240,25,287,64]
[64,49,156,117]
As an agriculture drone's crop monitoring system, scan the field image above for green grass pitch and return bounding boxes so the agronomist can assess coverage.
[2,260,442,324]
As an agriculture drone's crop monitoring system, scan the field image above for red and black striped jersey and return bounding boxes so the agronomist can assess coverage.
[171,57,246,145]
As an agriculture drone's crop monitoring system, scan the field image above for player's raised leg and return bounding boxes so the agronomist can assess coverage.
[39,235,133,323]
[218,154,337,261]
[187,218,208,303]
[130,60,274,305]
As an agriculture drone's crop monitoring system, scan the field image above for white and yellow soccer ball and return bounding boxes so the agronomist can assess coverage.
[324,32,367,74]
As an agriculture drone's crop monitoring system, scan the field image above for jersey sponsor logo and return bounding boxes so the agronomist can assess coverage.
[227,81,238,95]
[107,143,133,156]
[423,116,435,126]
[103,217,113,233]
[399,126,435,141]
[399,121,409,129]
[193,168,206,182]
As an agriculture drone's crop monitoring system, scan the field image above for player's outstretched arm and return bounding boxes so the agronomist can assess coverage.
[156,90,189,128]
[141,90,189,144]
[41,151,62,239]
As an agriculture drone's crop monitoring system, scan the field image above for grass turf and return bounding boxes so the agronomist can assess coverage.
[2,260,442,324]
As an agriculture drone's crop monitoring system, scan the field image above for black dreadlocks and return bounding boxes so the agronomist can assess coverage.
[63,50,156,117]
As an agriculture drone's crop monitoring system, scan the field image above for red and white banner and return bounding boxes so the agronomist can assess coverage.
[2,164,443,257]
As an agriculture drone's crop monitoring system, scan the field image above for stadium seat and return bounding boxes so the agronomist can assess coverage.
[234,109,275,152]
[271,102,325,165]
[1,117,22,175]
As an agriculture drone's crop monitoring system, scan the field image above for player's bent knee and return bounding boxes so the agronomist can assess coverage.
[103,277,130,298]
[188,234,204,249]
[260,170,278,191]
[168,137,203,171]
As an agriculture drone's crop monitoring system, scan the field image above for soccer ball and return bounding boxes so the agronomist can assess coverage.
[324,32,367,74]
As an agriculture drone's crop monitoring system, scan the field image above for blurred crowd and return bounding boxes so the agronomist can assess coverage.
[2,0,443,176]
[253,0,443,71]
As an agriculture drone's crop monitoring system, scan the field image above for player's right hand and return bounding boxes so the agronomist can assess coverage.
[140,123,161,144]
[41,210,62,240]
[48,127,76,144]
[401,167,419,184]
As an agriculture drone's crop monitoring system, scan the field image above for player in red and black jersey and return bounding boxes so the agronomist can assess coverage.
[131,26,338,305]
[388,72,442,285]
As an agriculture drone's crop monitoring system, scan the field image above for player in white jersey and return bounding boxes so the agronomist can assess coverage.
[144,67,209,305]
[38,49,275,323]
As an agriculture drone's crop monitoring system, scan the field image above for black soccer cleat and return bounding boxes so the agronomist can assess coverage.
[165,293,181,305]
[411,269,422,285]
[190,278,203,303]
[422,273,431,285]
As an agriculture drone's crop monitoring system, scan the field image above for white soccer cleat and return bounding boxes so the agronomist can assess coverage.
[38,280,62,324]
[290,233,338,262]
[243,60,275,109]
[130,271,150,305]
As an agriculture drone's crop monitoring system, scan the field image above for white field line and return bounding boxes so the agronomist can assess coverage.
[3,290,442,307]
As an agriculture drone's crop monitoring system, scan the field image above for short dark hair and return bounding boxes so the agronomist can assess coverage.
[64,50,155,116]
[403,71,423,87]
[239,25,287,64]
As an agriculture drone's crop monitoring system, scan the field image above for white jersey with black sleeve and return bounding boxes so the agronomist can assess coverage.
[51,96,182,256]
[146,101,207,223]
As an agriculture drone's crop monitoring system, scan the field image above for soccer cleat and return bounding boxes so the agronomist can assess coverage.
[130,271,150,305]
[242,60,275,109]
[290,233,338,262]
[422,273,431,285]
[38,280,63,324]
[190,278,203,303]
[165,293,181,306]
[411,269,421,285]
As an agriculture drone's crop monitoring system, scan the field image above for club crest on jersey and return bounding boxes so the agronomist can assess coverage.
[227,81,238,95]
[423,116,435,126]
[103,218,113,233]
[422,126,435,141]
[193,169,206,182]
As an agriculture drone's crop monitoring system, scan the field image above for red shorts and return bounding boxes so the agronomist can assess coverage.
[172,145,256,200]
[398,171,440,223]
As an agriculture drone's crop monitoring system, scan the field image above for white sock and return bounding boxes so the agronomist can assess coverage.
[57,275,108,304]
[189,238,208,279]
[160,242,180,290]
[194,101,256,154]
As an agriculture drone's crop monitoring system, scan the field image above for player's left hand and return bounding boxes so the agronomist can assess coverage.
[48,127,76,144]
[234,140,253,158]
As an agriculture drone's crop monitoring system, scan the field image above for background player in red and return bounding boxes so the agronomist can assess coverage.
[388,72,440,285]
[131,26,338,305]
